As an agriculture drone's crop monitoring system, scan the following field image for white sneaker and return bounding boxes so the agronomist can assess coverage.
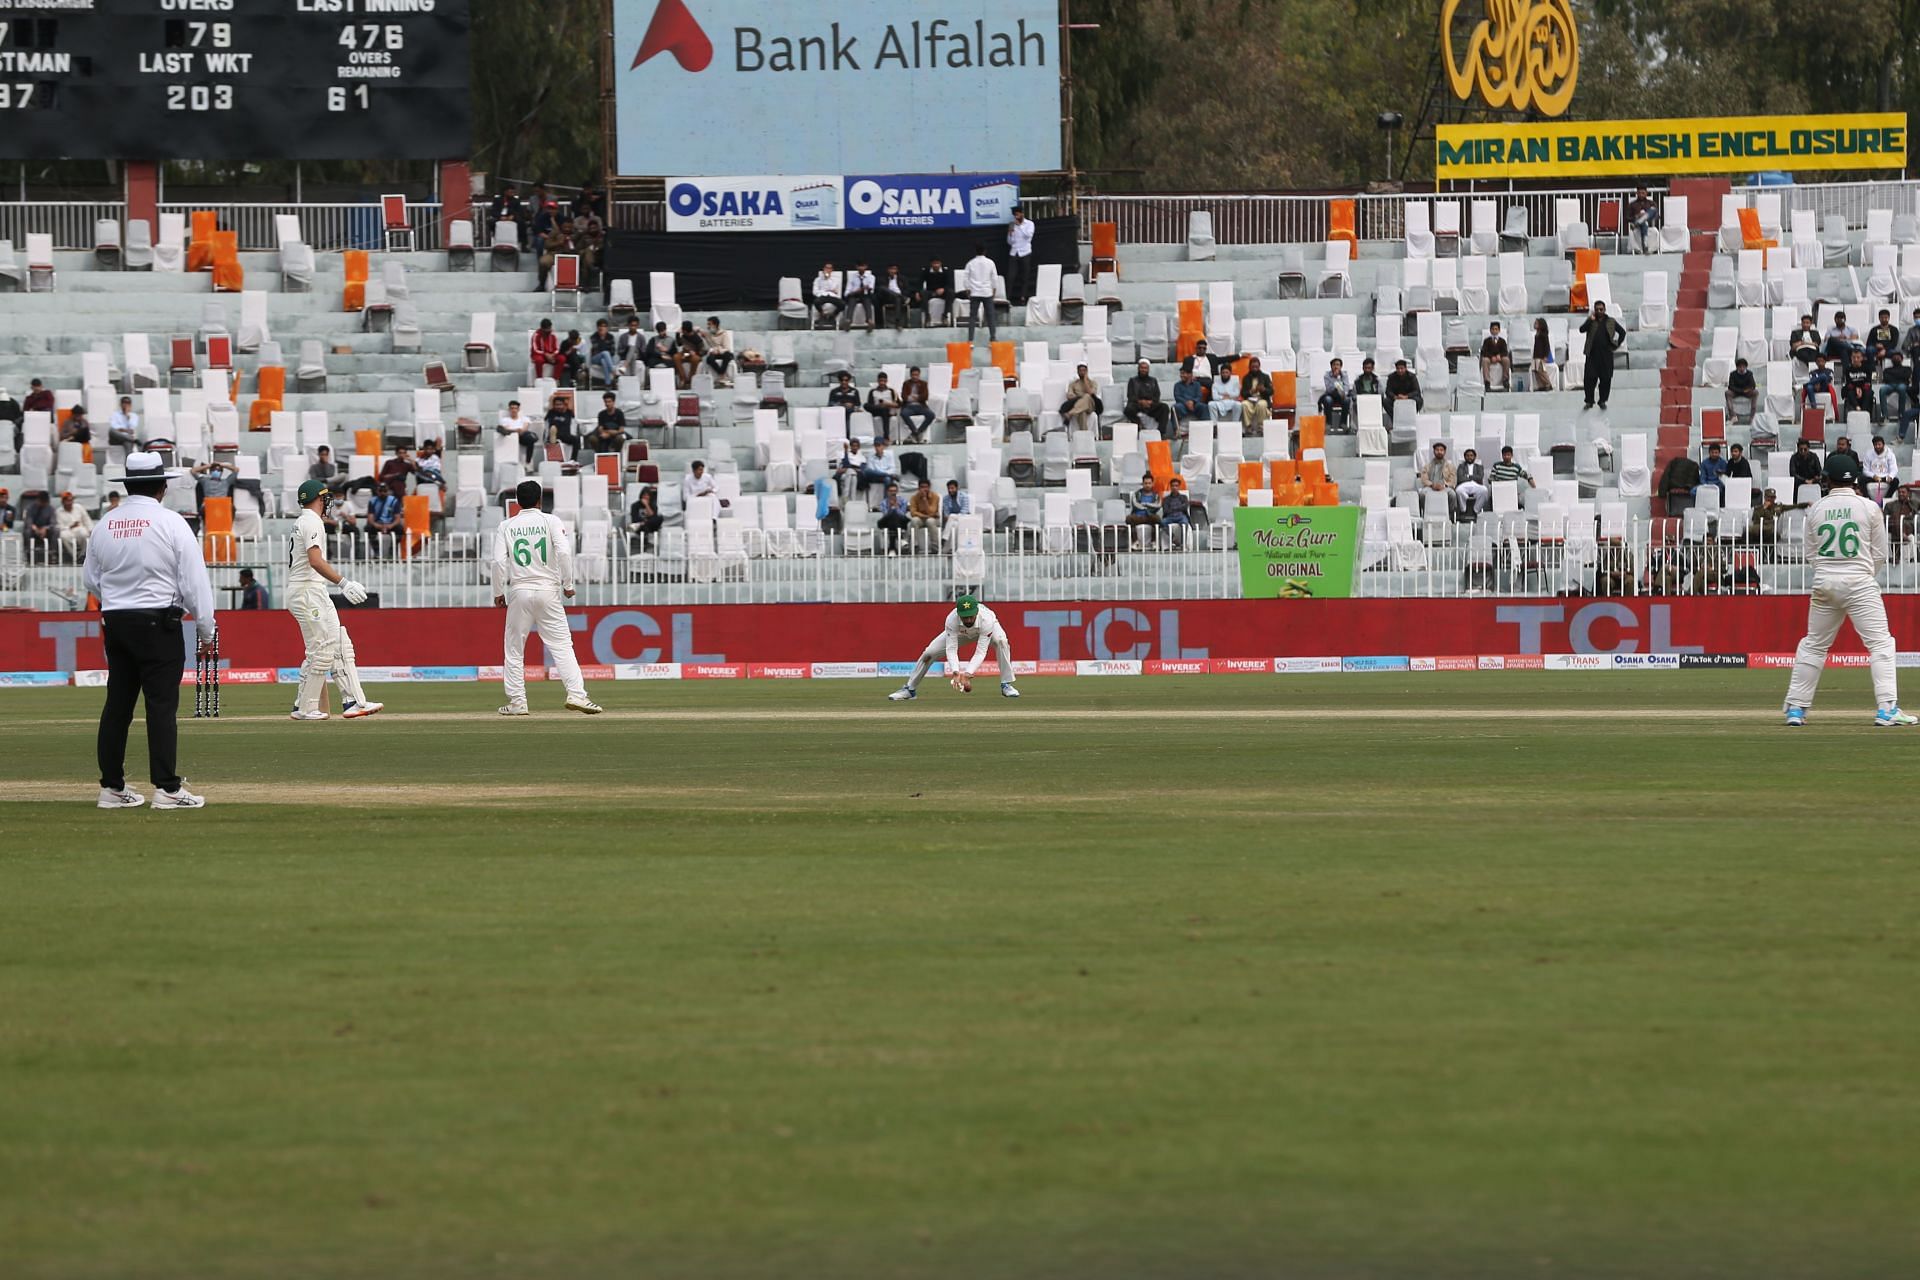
[498,703,530,716]
[1001,683,1021,698]
[289,709,329,721]
[565,697,604,715]
[343,701,384,720]
[97,787,146,810]
[153,784,205,810]
[887,687,917,701]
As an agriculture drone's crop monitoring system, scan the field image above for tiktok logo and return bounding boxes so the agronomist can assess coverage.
[632,0,714,72]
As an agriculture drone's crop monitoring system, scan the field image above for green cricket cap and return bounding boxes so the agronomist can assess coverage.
[297,479,329,506]
[956,593,980,619]
[1824,454,1860,487]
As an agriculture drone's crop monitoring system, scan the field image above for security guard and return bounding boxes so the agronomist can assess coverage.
[84,452,216,809]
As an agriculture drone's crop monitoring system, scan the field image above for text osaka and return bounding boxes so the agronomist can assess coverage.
[735,20,1048,72]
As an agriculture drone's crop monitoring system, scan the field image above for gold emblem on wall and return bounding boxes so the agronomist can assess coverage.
[1442,0,1579,118]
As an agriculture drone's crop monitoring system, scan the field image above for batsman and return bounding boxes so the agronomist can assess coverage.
[288,480,383,721]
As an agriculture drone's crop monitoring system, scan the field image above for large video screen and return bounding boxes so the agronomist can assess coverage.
[0,0,470,160]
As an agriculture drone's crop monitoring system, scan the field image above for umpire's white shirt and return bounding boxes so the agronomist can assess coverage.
[491,510,575,594]
[83,494,217,644]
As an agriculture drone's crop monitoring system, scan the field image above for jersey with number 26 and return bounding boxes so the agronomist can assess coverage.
[491,510,575,594]
[1805,491,1887,583]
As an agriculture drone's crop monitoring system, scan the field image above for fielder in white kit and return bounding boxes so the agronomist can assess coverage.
[889,593,1020,699]
[288,480,383,721]
[491,479,602,716]
[1785,454,1916,727]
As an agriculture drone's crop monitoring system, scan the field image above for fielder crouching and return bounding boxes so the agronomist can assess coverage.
[288,479,383,722]
[889,593,1019,700]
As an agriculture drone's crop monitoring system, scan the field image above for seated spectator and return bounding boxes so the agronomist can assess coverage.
[1696,442,1728,500]
[530,319,561,381]
[1061,363,1102,434]
[1420,442,1457,515]
[1240,357,1274,432]
[1125,473,1161,543]
[415,440,447,494]
[1317,357,1351,423]
[671,320,705,389]
[643,322,674,371]
[559,329,586,389]
[628,485,662,549]
[1352,357,1381,399]
[900,367,934,442]
[828,371,861,414]
[844,261,876,331]
[811,261,843,326]
[0,487,14,531]
[23,377,53,415]
[322,489,362,555]
[237,567,268,610]
[109,395,140,448]
[1725,357,1757,422]
[1386,357,1423,412]
[544,395,578,456]
[59,404,90,445]
[1802,356,1837,415]
[1789,314,1821,366]
[1490,444,1537,490]
[498,399,539,466]
[1825,311,1860,361]
[1173,368,1208,430]
[1885,484,1920,554]
[309,444,346,493]
[193,459,236,516]
[1788,438,1822,491]
[1904,308,1920,368]
[587,393,629,454]
[878,265,909,329]
[703,317,735,386]
[572,182,606,223]
[23,491,55,559]
[1754,488,1806,544]
[859,437,899,495]
[865,373,901,442]
[908,477,941,547]
[915,257,950,324]
[488,184,524,245]
[1626,186,1658,252]
[1864,435,1900,505]
[1125,360,1171,433]
[682,459,716,507]
[54,491,92,560]
[940,479,971,527]
[1831,434,1862,473]
[1868,309,1901,366]
[366,482,403,552]
[618,317,648,375]
[834,437,865,499]
[1529,318,1554,391]
[1209,366,1242,421]
[1881,351,1917,440]
[378,443,418,495]
[538,224,572,291]
[0,388,21,456]
[875,481,911,553]
[1479,321,1512,390]
[1726,442,1754,485]
[1841,350,1876,421]
[1456,447,1490,516]
[1181,340,1214,382]
[588,319,619,388]
[576,216,606,284]
[1160,476,1192,544]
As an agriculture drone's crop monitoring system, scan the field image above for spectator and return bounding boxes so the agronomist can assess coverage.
[1831,434,1862,474]
[834,437,865,499]
[1420,442,1457,516]
[1885,485,1920,554]
[1352,356,1381,399]
[415,440,447,495]
[1385,357,1423,413]
[236,567,269,610]
[866,373,901,443]
[0,387,21,456]
[529,185,554,241]
[378,444,418,496]
[497,399,539,466]
[193,459,235,517]
[1160,475,1191,545]
[1530,317,1555,391]
[55,490,92,559]
[23,490,55,559]
[538,224,572,292]
[530,319,561,381]
[1173,367,1207,430]
[588,319,619,388]
[1789,313,1821,366]
[1726,357,1757,422]
[1696,442,1728,501]
[1754,488,1805,545]
[1864,435,1900,505]
[900,367,934,442]
[109,395,140,448]
[940,479,971,527]
[875,481,911,553]
[558,330,586,388]
[1479,321,1512,391]
[322,488,362,555]
[1005,205,1035,305]
[908,477,941,547]
[1804,355,1838,415]
[1456,447,1489,516]
[703,316,735,386]
[963,242,998,343]
[628,486,662,549]
[489,184,524,244]
[1209,365,1243,422]
[1825,311,1860,361]
[1904,308,1920,367]
[860,437,899,495]
[644,321,674,371]
[618,317,648,375]
[1789,438,1822,491]
[1726,442,1754,484]
[576,216,606,285]
[1316,357,1351,423]
[828,371,861,414]
[59,404,90,445]
[811,261,843,327]
[878,265,909,329]
[366,482,403,552]
[23,377,53,415]
[1061,363,1102,434]
[1125,472,1161,542]
[1240,357,1274,432]
[1841,350,1876,422]
[1579,300,1626,411]
[544,394,578,456]
[1490,444,1537,490]
[916,257,950,324]
[682,459,715,507]
[571,183,606,223]
[1869,309,1901,366]
[309,444,346,493]
[1125,359,1170,433]
[1882,351,1917,439]
[1181,339,1214,382]
[671,320,705,389]
[843,261,876,331]
[1626,186,1658,253]
[0,487,13,531]
[587,392,629,454]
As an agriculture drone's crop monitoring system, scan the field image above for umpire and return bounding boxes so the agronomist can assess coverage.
[84,452,216,810]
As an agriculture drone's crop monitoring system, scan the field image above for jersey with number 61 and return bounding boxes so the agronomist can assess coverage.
[490,510,575,595]
[1804,491,1887,583]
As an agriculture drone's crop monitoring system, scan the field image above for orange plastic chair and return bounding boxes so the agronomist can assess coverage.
[211,231,243,292]
[988,340,1017,384]
[401,494,431,558]
[1328,199,1357,253]
[1091,222,1119,274]
[1297,414,1326,453]
[1273,480,1306,507]
[343,249,370,313]
[1737,207,1777,251]
[1145,439,1175,494]
[187,211,218,272]
[1176,299,1206,360]
[1270,370,1299,423]
[1314,479,1343,506]
[1569,248,1600,311]
[248,366,285,430]
[1268,460,1298,489]
[1298,457,1329,487]
[1237,460,1266,502]
[201,496,235,563]
[355,428,382,457]
[945,341,972,386]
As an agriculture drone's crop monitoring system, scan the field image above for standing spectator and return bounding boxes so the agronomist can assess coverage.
[671,320,705,389]
[811,261,843,327]
[366,482,403,553]
[1881,351,1917,439]
[1726,357,1758,422]
[1386,357,1423,412]
[1173,367,1208,431]
[866,373,901,443]
[1125,359,1171,433]
[109,395,140,448]
[530,319,561,381]
[908,477,941,548]
[915,257,950,324]
[497,399,539,467]
[843,261,876,331]
[1626,186,1658,253]
[55,491,93,560]
[900,367,934,442]
[1005,206,1035,304]
[1579,301,1626,410]
[703,316,735,386]
[1125,472,1161,542]
[963,243,998,343]
[1790,313,1822,367]
[587,392,628,454]
[1529,317,1555,390]
[1420,442,1458,516]
[628,486,662,549]
[1061,363,1102,434]
[618,317,648,375]
[875,482,911,553]
[23,377,53,415]
[940,479,971,528]
[588,319,619,388]
[1160,476,1192,545]
[544,395,578,456]
[571,182,606,223]
[1209,365,1243,422]
[1240,356,1274,432]
[1696,442,1728,501]
[1479,321,1512,390]
[237,567,269,610]
[1316,357,1351,423]
[23,490,55,560]
[878,265,909,329]
[828,371,861,415]
[1804,355,1838,415]
[1456,448,1490,516]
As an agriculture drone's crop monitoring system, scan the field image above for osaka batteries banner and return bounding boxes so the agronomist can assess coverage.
[1234,507,1361,599]
[616,0,1062,175]
[667,174,1021,232]
[1437,113,1908,180]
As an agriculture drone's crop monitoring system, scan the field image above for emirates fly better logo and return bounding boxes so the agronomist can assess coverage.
[632,0,714,71]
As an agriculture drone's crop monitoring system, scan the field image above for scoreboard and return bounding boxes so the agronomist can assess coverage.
[0,0,470,161]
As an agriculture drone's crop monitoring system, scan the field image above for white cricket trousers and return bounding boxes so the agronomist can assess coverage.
[1787,577,1898,710]
[289,583,367,714]
[905,631,1014,690]
[503,586,586,704]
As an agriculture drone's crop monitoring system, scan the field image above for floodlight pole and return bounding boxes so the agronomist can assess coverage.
[1062,2,1100,215]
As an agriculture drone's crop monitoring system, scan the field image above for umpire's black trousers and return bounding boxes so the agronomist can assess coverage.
[98,608,185,792]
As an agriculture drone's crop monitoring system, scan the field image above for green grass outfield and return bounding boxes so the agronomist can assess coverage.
[2,673,1916,1280]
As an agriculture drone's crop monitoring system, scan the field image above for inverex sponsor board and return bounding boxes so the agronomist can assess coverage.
[618,0,1062,175]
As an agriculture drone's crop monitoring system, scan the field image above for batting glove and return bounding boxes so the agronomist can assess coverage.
[339,579,368,605]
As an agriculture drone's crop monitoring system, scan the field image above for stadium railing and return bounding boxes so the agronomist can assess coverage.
[153,202,446,253]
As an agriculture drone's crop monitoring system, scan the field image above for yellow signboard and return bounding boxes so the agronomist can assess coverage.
[1442,0,1579,118]
[1437,113,1908,179]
